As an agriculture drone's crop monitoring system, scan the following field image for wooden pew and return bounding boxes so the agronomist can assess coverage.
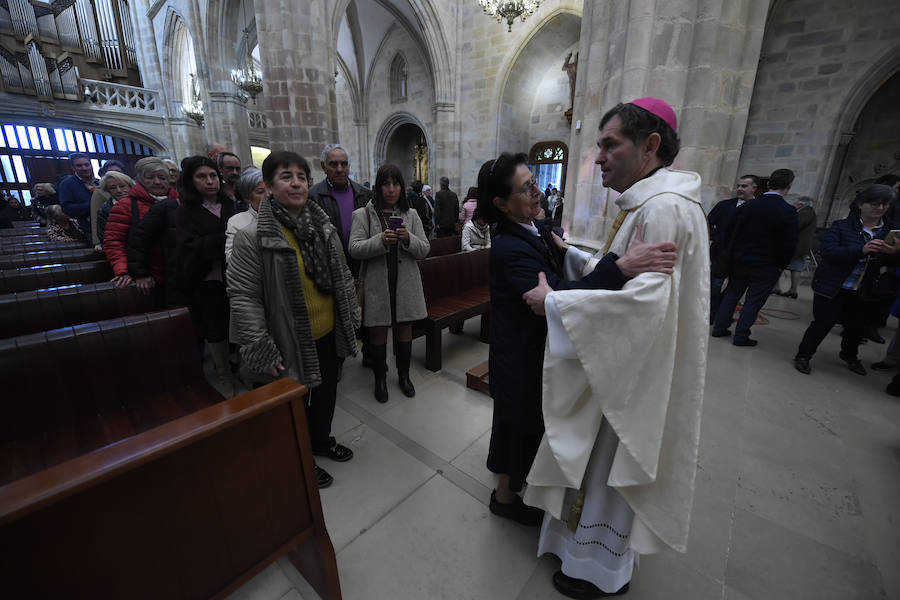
[0,309,341,600]
[0,248,103,269]
[0,260,112,294]
[0,281,155,338]
[0,240,90,254]
[413,248,490,371]
[425,234,461,258]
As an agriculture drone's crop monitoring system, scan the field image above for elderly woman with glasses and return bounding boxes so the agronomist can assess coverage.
[228,151,360,489]
[794,183,900,376]
[94,170,135,249]
[103,157,176,289]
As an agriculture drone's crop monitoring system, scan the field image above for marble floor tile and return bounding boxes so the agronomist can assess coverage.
[329,405,361,439]
[317,423,435,552]
[336,475,541,600]
[377,376,493,462]
[725,508,884,600]
[735,416,868,558]
[450,428,497,491]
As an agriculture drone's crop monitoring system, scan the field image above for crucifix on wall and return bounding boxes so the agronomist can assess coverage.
[562,51,578,125]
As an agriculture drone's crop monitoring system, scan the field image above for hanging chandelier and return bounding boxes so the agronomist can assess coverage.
[478,0,541,32]
[231,28,263,103]
[182,73,205,127]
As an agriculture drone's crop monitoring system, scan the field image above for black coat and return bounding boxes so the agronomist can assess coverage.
[175,199,234,289]
[723,192,799,270]
[707,197,742,262]
[488,220,627,432]
[128,197,184,307]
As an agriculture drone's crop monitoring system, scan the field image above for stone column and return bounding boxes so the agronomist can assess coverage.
[353,118,371,184]
[206,91,252,164]
[564,0,768,246]
[431,101,460,189]
[129,0,177,155]
[254,0,336,181]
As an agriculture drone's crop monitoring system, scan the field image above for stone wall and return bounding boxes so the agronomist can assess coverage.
[456,0,583,190]
[527,43,579,151]
[738,0,900,222]
[365,26,435,182]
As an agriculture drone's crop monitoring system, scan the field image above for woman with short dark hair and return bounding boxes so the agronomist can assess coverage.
[794,184,900,376]
[176,156,235,395]
[349,164,430,403]
[227,151,360,489]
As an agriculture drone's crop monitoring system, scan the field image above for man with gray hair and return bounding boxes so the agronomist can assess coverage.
[309,143,372,271]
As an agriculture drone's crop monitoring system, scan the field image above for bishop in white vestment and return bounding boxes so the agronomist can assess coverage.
[522,98,710,597]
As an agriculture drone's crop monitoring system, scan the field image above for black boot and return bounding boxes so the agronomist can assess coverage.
[396,341,416,397]
[371,343,389,403]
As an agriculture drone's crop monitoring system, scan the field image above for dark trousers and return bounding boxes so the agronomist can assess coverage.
[796,290,865,360]
[188,280,229,343]
[306,331,339,453]
[712,265,780,341]
[710,274,726,324]
[436,227,455,238]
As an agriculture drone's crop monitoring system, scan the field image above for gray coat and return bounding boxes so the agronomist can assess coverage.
[349,201,430,326]
[227,197,360,387]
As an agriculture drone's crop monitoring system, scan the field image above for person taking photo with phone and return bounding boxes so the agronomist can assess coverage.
[350,164,430,403]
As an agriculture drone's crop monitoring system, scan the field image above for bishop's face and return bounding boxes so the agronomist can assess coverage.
[594,115,645,193]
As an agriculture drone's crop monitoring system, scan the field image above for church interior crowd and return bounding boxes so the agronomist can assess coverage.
[2,98,898,599]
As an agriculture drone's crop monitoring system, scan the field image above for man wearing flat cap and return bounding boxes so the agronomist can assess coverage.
[522,98,710,598]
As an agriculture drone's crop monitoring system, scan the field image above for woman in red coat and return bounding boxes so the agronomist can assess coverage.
[102,157,176,302]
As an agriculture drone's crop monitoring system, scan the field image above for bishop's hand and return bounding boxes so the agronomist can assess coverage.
[615,223,677,278]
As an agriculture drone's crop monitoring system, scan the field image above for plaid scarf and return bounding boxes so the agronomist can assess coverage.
[270,198,335,294]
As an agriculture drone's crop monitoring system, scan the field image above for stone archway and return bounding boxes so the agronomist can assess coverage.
[496,11,581,155]
[384,123,428,186]
[373,112,432,182]
[824,69,900,222]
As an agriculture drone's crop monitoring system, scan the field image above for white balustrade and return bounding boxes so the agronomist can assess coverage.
[81,78,160,114]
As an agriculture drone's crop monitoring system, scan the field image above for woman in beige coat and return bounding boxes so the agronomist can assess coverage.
[350,164,430,403]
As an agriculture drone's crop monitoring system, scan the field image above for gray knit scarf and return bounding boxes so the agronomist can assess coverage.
[270,198,336,294]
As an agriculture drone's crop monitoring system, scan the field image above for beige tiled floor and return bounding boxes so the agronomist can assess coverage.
[228,284,900,600]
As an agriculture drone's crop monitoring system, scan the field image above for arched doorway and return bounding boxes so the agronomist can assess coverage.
[385,123,428,186]
[826,69,900,222]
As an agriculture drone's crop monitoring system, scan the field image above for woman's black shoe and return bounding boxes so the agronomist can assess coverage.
[489,491,543,526]
[552,571,630,599]
[396,341,416,397]
[371,343,389,403]
[314,465,334,488]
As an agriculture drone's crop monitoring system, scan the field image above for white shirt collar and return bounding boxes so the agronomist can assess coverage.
[517,221,540,236]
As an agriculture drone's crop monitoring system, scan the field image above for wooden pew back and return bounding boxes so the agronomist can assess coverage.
[425,235,461,257]
[0,260,113,294]
[0,248,103,269]
[0,240,90,254]
[0,281,155,339]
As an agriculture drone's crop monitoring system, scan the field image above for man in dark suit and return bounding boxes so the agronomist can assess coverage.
[708,174,759,323]
[711,168,799,346]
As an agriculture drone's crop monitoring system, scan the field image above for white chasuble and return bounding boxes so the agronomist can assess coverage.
[524,168,710,554]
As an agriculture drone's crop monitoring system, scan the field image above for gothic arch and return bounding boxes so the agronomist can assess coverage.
[162,9,199,108]
[373,111,432,172]
[819,43,900,218]
[495,7,582,152]
[331,0,453,104]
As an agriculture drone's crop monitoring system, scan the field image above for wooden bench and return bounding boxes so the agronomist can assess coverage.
[0,248,103,269]
[0,281,155,338]
[425,234,461,257]
[413,248,490,371]
[0,308,341,600]
[0,260,113,294]
[0,240,90,254]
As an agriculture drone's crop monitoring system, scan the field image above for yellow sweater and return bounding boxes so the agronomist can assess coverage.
[282,226,334,340]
